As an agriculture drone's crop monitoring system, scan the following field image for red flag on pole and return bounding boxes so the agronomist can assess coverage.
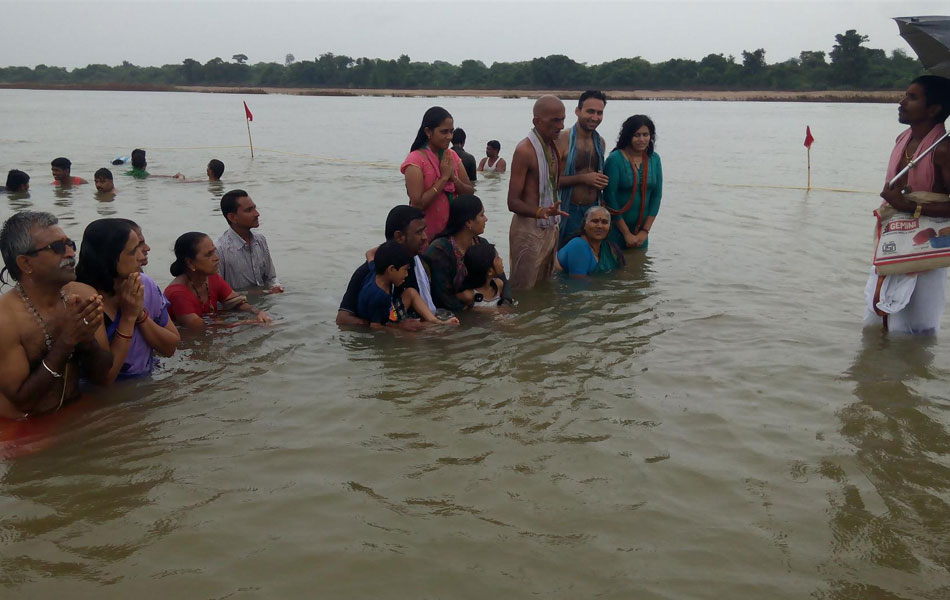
[803,126,814,148]
[244,101,253,122]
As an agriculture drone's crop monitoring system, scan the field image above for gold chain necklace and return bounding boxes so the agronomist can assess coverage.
[191,278,210,306]
[16,284,67,352]
[16,284,69,414]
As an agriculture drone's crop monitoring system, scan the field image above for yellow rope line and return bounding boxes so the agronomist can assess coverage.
[704,182,874,194]
[254,147,395,168]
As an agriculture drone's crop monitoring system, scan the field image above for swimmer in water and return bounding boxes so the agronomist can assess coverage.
[94,168,117,198]
[51,157,88,186]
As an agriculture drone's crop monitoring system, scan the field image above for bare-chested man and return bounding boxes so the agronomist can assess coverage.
[0,212,112,419]
[507,95,568,290]
[556,90,608,249]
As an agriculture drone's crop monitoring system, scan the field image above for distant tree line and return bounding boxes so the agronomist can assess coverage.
[0,30,923,91]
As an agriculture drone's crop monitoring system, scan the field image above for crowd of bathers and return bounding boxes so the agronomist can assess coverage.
[338,90,663,327]
[0,89,663,418]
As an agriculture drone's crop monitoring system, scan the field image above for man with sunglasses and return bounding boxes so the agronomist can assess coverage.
[0,211,113,419]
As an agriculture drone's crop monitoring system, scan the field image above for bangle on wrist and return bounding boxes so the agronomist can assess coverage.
[136,308,149,324]
[41,359,62,378]
[115,329,133,340]
[913,203,922,219]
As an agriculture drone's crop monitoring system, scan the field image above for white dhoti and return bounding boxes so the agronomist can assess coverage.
[863,267,948,334]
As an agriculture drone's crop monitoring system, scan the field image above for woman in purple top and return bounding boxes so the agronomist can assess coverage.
[75,219,180,382]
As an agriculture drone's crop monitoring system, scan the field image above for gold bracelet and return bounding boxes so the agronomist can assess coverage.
[913,203,922,219]
[535,206,544,219]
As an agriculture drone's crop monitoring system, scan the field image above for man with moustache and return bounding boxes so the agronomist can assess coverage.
[556,90,609,249]
[507,95,568,290]
[867,75,950,334]
[216,189,283,294]
[0,211,112,419]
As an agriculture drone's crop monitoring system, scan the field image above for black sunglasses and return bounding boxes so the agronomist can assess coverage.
[24,239,77,256]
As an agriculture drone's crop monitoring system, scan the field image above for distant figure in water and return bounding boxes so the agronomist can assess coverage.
[94,168,117,197]
[125,148,183,180]
[207,159,225,182]
[125,149,149,178]
[5,169,30,193]
[478,140,506,174]
[451,128,478,182]
[51,157,87,186]
[173,158,225,183]
[865,75,950,334]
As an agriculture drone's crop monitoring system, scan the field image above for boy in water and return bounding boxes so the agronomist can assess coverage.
[94,168,117,196]
[5,169,30,193]
[207,159,224,181]
[356,241,457,328]
[125,149,149,178]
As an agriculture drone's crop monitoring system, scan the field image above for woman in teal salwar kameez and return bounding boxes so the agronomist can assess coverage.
[603,115,663,250]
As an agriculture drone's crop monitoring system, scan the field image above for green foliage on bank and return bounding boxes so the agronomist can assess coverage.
[0,30,925,90]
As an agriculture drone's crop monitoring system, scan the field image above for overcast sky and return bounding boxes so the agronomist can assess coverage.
[0,1,945,69]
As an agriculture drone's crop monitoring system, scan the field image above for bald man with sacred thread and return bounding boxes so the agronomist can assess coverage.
[507,95,569,290]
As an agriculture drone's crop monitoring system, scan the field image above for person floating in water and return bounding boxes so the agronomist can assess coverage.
[207,159,224,182]
[175,158,225,183]
[124,148,184,179]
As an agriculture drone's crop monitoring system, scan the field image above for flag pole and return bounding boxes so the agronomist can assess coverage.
[243,101,255,158]
[803,125,814,190]
[807,146,811,190]
[246,117,254,158]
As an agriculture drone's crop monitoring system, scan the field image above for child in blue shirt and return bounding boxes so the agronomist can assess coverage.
[357,241,458,328]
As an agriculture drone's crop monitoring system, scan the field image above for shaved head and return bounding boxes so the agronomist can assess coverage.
[534,95,564,117]
[532,95,566,143]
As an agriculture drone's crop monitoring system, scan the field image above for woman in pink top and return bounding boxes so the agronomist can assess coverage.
[400,106,475,240]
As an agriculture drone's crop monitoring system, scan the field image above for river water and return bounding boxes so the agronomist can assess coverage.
[1,89,948,599]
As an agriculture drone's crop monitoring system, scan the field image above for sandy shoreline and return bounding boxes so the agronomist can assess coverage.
[0,83,902,103]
